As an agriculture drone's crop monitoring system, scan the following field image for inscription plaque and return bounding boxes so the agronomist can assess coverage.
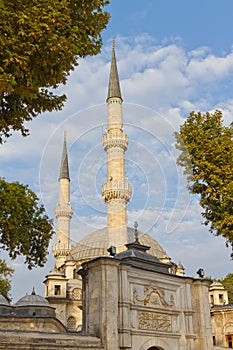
[138,311,172,332]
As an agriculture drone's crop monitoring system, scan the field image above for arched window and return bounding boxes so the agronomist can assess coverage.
[67,316,76,331]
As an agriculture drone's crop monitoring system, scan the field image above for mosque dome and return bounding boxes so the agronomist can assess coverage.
[71,226,168,263]
[15,289,50,307]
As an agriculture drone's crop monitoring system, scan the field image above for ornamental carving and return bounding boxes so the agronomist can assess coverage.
[55,204,73,218]
[102,181,131,202]
[102,132,128,151]
[138,311,171,332]
[133,285,174,308]
[72,288,82,301]
[52,243,71,257]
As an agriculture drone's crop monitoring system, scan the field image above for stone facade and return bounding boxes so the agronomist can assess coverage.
[80,242,213,350]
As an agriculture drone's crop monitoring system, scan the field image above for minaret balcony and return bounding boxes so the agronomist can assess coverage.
[102,131,128,151]
[102,180,131,202]
[55,204,73,219]
[52,243,72,257]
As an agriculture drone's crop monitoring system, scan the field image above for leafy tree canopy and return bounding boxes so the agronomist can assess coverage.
[0,178,54,269]
[0,259,13,300]
[0,0,110,142]
[175,110,233,255]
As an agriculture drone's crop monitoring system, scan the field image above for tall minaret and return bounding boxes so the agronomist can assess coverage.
[53,133,73,268]
[102,40,131,249]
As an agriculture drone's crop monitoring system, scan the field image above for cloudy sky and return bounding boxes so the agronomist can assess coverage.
[1,0,233,301]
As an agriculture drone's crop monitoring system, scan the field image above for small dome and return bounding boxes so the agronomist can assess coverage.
[15,289,50,307]
[209,281,225,290]
[72,227,167,263]
[177,261,184,269]
[47,266,65,277]
[0,294,10,306]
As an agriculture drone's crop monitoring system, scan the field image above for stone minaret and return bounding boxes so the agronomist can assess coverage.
[102,40,131,249]
[53,133,73,268]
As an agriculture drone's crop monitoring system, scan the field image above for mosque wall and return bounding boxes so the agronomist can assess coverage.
[211,306,233,348]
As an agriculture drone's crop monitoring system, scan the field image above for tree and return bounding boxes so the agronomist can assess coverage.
[0,0,110,143]
[174,110,233,255]
[0,260,13,300]
[0,178,54,297]
[0,178,54,268]
[0,0,109,298]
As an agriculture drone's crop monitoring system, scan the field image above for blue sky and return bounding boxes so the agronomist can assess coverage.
[104,0,233,54]
[1,1,233,301]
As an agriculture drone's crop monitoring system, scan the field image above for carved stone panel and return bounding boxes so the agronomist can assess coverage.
[138,311,172,332]
[72,288,82,301]
[133,285,174,308]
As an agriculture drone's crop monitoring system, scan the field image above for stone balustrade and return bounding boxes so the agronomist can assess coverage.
[55,204,73,218]
[102,180,131,202]
[102,131,128,151]
[52,243,72,257]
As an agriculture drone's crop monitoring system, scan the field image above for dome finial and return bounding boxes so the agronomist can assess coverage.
[32,287,36,295]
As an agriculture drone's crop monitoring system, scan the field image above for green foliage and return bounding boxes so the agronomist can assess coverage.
[0,178,54,269]
[0,0,110,142]
[175,110,233,254]
[219,273,233,304]
[0,259,13,300]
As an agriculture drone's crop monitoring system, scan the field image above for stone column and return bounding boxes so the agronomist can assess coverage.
[81,258,120,350]
[191,279,213,350]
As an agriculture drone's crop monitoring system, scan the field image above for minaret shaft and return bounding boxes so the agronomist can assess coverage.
[53,135,73,268]
[102,43,131,248]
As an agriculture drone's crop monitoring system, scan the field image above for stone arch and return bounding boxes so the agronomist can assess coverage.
[224,321,233,333]
[140,338,171,350]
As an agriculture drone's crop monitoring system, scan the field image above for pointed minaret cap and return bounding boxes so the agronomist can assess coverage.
[59,132,70,180]
[107,39,122,101]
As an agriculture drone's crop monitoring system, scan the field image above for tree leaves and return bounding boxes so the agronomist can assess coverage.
[0,0,110,142]
[0,259,13,300]
[0,178,54,269]
[175,110,233,256]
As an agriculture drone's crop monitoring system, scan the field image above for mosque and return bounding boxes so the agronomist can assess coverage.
[0,42,232,350]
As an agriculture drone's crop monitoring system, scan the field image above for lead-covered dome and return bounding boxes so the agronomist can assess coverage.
[15,289,50,307]
[71,227,167,263]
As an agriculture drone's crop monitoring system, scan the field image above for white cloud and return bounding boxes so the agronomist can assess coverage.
[187,52,233,82]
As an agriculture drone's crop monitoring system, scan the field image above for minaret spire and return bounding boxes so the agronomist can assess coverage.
[102,41,131,251]
[53,133,73,268]
[59,131,70,180]
[107,39,122,101]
